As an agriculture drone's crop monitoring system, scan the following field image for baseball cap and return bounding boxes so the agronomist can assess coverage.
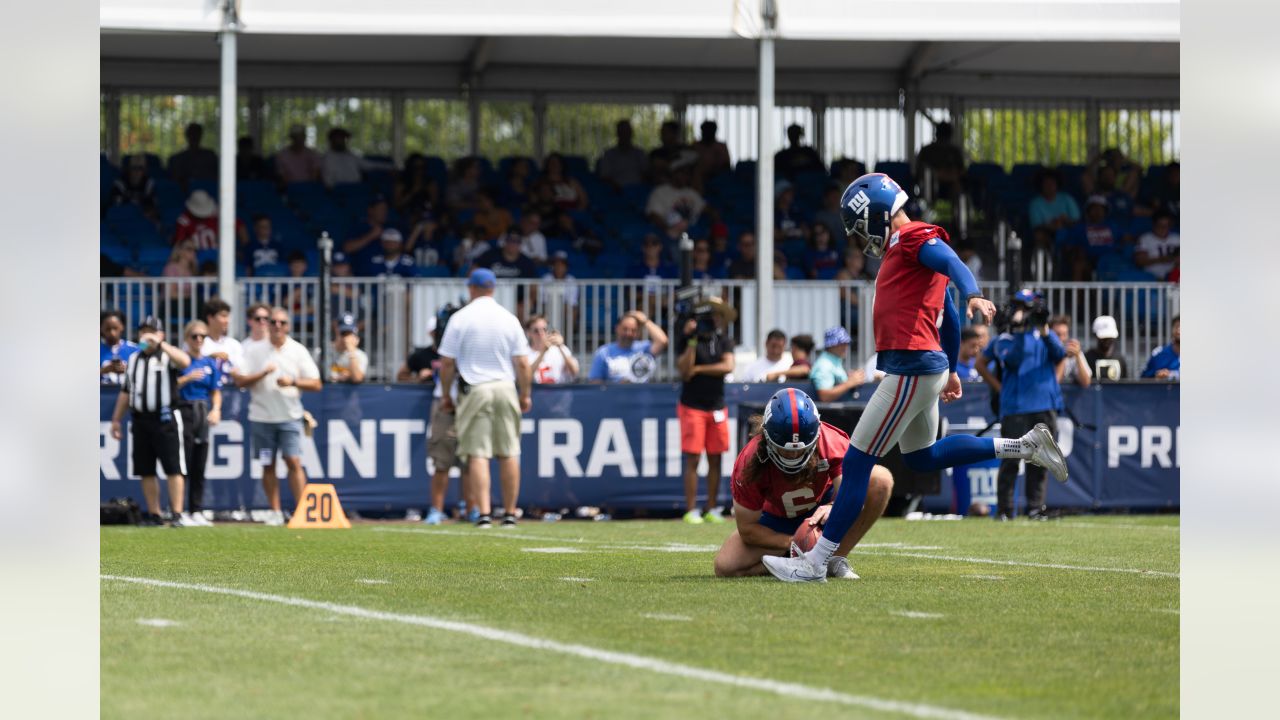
[137,315,162,331]
[331,251,350,265]
[1092,315,1119,339]
[380,228,403,243]
[1086,194,1109,209]
[551,250,569,262]
[467,268,497,289]
[337,313,358,333]
[823,326,851,348]
[1012,288,1041,305]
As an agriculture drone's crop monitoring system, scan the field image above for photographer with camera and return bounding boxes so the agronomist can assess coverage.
[982,289,1066,521]
[675,296,736,524]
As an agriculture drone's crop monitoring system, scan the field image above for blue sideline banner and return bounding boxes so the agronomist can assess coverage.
[100,382,1178,512]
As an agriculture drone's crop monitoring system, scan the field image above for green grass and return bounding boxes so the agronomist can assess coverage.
[101,516,1178,719]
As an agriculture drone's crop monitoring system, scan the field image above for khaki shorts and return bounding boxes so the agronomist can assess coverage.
[427,397,461,470]
[455,380,522,460]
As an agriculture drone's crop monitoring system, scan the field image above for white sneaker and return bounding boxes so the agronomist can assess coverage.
[761,544,828,583]
[180,512,203,527]
[263,510,285,527]
[826,556,860,580]
[1024,423,1069,482]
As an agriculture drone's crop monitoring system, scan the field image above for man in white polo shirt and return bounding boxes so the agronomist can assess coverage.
[235,306,323,525]
[438,269,533,528]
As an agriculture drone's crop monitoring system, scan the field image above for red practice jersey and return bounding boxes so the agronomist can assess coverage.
[872,221,951,353]
[731,422,850,519]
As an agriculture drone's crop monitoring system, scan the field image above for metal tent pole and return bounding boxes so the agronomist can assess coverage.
[217,2,240,318]
[755,0,778,346]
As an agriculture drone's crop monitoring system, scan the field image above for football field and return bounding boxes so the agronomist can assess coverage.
[101,516,1178,719]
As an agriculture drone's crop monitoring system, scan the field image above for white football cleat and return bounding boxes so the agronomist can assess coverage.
[1024,423,1069,483]
[826,556,860,580]
[263,510,285,527]
[761,544,827,583]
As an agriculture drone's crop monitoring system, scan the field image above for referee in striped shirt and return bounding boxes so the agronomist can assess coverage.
[109,315,193,526]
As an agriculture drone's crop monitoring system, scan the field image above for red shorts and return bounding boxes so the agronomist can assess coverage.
[677,403,730,455]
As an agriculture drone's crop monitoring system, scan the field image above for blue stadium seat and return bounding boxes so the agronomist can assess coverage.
[620,184,652,213]
[254,262,290,278]
[154,179,184,210]
[286,182,330,211]
[561,155,591,181]
[104,203,147,226]
[417,264,453,278]
[1127,216,1154,237]
[188,179,219,200]
[1010,164,1043,190]
[784,266,807,281]
[332,182,372,209]
[734,160,757,181]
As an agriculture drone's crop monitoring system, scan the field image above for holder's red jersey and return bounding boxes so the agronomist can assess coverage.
[731,422,850,519]
[872,221,951,353]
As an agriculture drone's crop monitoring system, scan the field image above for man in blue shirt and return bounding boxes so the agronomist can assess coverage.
[982,290,1065,520]
[588,311,669,383]
[808,326,867,401]
[1142,315,1180,381]
[363,228,417,278]
[100,309,139,385]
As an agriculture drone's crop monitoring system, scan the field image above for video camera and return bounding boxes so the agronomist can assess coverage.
[674,286,718,338]
[994,290,1050,334]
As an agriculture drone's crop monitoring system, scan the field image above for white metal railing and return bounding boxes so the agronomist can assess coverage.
[101,277,1179,383]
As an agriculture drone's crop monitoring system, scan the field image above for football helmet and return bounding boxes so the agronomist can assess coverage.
[761,388,822,474]
[840,173,910,258]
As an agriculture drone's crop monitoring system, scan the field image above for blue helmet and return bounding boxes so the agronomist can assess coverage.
[840,173,910,258]
[761,388,822,474]
[1011,288,1041,307]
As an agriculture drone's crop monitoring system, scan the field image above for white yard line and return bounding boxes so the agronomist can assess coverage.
[1057,522,1179,531]
[374,526,1176,577]
[641,613,693,622]
[890,611,944,619]
[856,550,1178,578]
[135,618,181,627]
[102,574,1002,720]
[560,577,594,582]
[355,579,390,585]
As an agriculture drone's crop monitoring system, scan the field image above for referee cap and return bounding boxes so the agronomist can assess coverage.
[467,268,497,289]
[137,315,162,332]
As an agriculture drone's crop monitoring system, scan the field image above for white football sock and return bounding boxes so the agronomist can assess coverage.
[994,437,1030,459]
[807,537,839,567]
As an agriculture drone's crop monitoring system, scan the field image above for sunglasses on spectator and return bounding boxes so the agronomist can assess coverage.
[270,319,289,327]
[252,315,270,322]
[530,327,548,333]
[188,333,207,340]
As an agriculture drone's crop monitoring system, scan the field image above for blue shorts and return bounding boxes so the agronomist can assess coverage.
[756,486,834,535]
[251,420,303,464]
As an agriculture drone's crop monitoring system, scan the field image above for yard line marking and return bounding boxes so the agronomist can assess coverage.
[890,611,944,619]
[355,579,390,585]
[641,613,692,622]
[136,618,181,627]
[560,577,594,582]
[375,527,592,543]
[856,551,1178,578]
[102,575,1003,720]
[598,544,719,553]
[1057,522,1179,531]
[964,575,1005,581]
[522,547,583,554]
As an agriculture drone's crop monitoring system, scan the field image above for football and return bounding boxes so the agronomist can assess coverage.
[791,520,823,554]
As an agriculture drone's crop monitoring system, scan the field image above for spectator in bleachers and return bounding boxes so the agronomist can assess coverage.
[106,155,158,222]
[726,231,758,280]
[275,124,322,184]
[321,127,390,188]
[774,124,824,180]
[764,333,815,382]
[452,225,493,273]
[541,250,579,322]
[740,329,792,382]
[501,157,535,206]
[628,233,679,283]
[812,183,846,246]
[693,120,731,183]
[363,228,417,278]
[100,309,139,386]
[168,122,218,190]
[286,250,309,278]
[446,157,484,212]
[164,238,198,279]
[1050,316,1091,387]
[804,223,841,279]
[395,154,434,215]
[1083,147,1141,201]
[1134,209,1180,280]
[774,180,809,244]
[588,310,669,384]
[477,234,538,281]
[834,247,874,283]
[543,153,589,212]
[1062,196,1126,281]
[914,121,965,200]
[809,326,867,402]
[236,136,267,181]
[285,252,317,320]
[648,120,689,183]
[242,214,284,275]
[597,120,648,189]
[343,195,392,266]
[1141,315,1180,382]
[404,201,443,267]
[525,315,579,384]
[834,158,869,187]
[514,208,548,265]
[646,155,706,240]
[689,238,720,280]
[473,187,514,242]
[1029,169,1081,249]
[328,313,369,384]
[173,190,246,251]
[1137,160,1179,223]
[1084,314,1130,382]
[708,222,732,273]
[328,252,370,322]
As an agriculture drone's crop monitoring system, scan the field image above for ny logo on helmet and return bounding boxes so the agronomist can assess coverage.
[847,190,870,214]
